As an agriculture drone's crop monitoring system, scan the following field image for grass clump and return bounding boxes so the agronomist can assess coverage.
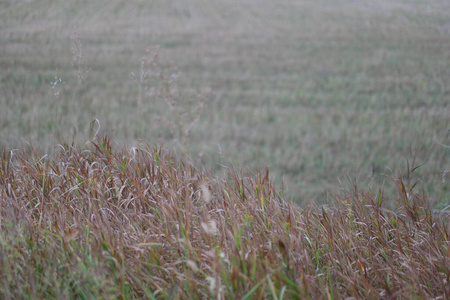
[0,137,448,299]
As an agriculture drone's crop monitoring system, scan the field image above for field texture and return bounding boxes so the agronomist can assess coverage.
[1,0,449,204]
[1,1,450,297]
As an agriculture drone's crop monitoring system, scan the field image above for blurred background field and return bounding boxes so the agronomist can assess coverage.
[1,0,449,206]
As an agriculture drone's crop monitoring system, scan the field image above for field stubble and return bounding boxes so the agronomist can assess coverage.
[0,0,449,205]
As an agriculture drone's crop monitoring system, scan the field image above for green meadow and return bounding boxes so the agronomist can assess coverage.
[0,1,449,298]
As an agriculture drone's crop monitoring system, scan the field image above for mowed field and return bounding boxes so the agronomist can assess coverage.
[1,0,449,206]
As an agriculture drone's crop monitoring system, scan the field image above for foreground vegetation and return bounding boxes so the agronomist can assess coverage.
[0,137,448,299]
[1,0,449,204]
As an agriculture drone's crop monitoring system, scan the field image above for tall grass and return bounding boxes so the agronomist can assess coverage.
[1,137,448,299]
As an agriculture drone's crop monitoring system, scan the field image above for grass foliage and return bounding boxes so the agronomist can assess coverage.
[1,1,449,297]
[1,137,448,299]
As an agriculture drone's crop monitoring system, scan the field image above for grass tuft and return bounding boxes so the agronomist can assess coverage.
[0,137,448,298]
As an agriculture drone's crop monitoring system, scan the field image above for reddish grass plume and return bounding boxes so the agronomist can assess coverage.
[0,136,449,299]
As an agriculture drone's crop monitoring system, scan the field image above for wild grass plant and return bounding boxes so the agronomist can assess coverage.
[0,137,448,299]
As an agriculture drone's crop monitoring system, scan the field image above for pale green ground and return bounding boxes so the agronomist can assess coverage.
[1,0,449,206]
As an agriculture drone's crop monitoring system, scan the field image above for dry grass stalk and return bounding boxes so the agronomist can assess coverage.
[0,137,448,299]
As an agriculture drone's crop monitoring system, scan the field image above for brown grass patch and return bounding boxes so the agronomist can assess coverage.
[0,136,448,299]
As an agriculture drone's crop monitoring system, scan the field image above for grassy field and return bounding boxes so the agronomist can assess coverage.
[0,1,449,297]
[0,138,448,298]
[1,0,449,205]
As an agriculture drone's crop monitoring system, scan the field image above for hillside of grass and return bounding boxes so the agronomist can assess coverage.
[1,0,449,205]
[0,137,448,299]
